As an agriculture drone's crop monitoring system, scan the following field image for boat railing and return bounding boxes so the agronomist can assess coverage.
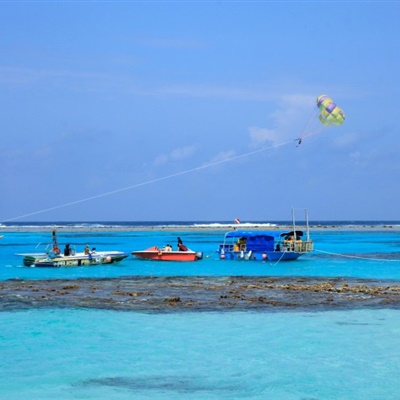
[277,239,313,253]
[218,244,235,253]
[220,239,314,254]
[293,240,313,253]
[218,243,247,253]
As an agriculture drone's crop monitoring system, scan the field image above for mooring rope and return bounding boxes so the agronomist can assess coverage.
[271,251,287,267]
[314,249,400,262]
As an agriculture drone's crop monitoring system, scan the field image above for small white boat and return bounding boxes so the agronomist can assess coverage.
[17,230,128,267]
[21,251,128,267]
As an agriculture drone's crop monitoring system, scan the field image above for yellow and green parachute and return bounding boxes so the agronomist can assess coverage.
[297,94,345,145]
[316,94,345,126]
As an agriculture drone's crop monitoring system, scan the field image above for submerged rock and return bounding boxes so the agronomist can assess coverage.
[0,276,400,312]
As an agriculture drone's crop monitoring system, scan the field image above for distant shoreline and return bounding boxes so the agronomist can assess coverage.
[1,224,399,233]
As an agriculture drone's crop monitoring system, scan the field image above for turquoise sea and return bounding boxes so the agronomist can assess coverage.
[1,223,400,399]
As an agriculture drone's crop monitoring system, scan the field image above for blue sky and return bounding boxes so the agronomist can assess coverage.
[1,1,399,222]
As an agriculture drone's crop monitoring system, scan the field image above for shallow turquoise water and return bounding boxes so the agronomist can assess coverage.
[1,308,399,400]
[2,229,400,399]
[1,229,400,280]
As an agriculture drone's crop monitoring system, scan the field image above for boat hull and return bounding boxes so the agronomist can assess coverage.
[264,251,301,261]
[23,252,128,267]
[132,247,203,262]
[220,250,302,261]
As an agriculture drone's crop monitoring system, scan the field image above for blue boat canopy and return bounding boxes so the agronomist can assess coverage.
[224,230,286,252]
[225,230,286,239]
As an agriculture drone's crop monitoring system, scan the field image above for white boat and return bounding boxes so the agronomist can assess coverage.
[21,251,128,267]
[17,230,128,267]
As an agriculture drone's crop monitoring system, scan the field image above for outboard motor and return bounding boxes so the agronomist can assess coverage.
[195,251,203,260]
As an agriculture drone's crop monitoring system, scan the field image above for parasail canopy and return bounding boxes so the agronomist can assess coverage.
[316,94,345,126]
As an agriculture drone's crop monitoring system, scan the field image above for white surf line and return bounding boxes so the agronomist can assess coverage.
[315,249,400,262]
[3,139,294,223]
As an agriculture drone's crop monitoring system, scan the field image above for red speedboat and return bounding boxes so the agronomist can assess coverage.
[132,246,203,262]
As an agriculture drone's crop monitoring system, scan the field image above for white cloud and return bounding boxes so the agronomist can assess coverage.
[153,145,196,167]
[199,150,241,172]
[170,145,196,160]
[248,126,279,148]
[153,154,169,167]
[205,150,236,165]
[248,94,317,147]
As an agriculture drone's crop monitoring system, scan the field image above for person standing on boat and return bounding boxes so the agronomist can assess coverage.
[64,244,71,256]
[177,237,188,251]
[51,230,61,255]
[84,245,90,255]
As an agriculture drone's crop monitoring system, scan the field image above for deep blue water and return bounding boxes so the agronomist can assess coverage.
[1,224,400,399]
